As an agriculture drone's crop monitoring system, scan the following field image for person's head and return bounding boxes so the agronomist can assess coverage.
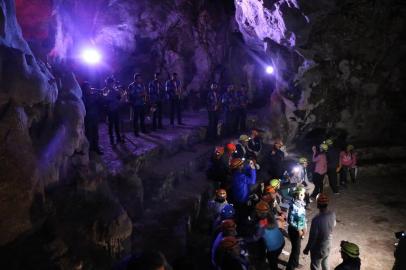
[346,144,354,153]
[225,143,236,154]
[215,189,227,202]
[274,139,283,150]
[294,186,306,201]
[230,158,244,171]
[220,219,237,236]
[320,143,328,152]
[255,201,270,219]
[299,157,308,168]
[134,73,142,83]
[105,77,115,88]
[269,178,281,190]
[127,251,167,270]
[340,241,360,261]
[154,72,160,80]
[239,134,249,145]
[171,72,178,80]
[214,146,225,159]
[211,83,218,90]
[316,193,329,210]
[220,236,240,257]
[251,129,259,138]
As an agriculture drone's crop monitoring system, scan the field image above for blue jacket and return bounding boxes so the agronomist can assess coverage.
[263,227,285,251]
[221,91,237,112]
[165,79,181,100]
[128,82,147,107]
[148,79,165,104]
[231,167,256,204]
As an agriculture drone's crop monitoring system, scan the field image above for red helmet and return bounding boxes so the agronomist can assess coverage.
[226,143,236,152]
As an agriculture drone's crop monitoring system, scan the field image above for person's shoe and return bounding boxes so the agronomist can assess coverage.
[309,197,314,203]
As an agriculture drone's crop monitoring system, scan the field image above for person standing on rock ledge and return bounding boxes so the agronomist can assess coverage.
[81,82,103,155]
[148,72,165,130]
[207,82,221,142]
[128,73,148,136]
[165,72,183,126]
[104,77,124,145]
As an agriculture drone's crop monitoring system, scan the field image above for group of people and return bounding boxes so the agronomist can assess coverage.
[82,73,250,155]
[206,83,249,142]
[82,72,186,154]
[206,133,361,270]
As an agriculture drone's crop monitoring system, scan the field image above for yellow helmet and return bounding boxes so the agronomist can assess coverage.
[239,134,250,142]
[270,179,281,189]
[325,139,333,146]
[299,157,308,164]
[340,241,360,258]
[320,143,328,151]
[347,144,354,151]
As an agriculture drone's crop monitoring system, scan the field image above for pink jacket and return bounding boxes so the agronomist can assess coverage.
[313,152,327,175]
[340,151,357,167]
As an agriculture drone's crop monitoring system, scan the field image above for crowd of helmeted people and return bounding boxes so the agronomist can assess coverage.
[81,73,250,155]
[204,133,361,270]
[114,135,361,270]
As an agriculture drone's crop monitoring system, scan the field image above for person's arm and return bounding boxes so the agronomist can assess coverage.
[245,167,256,185]
[312,152,320,162]
[352,153,357,167]
[288,205,299,230]
[304,219,318,253]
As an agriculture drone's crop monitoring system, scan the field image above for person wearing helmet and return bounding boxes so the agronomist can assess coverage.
[211,219,238,268]
[229,157,257,225]
[334,241,361,270]
[208,189,229,221]
[303,194,336,270]
[338,145,358,187]
[312,144,328,198]
[206,83,221,142]
[207,146,229,188]
[268,139,285,179]
[235,134,250,159]
[291,158,315,207]
[214,236,250,270]
[212,204,236,232]
[286,187,307,270]
[104,76,124,145]
[325,139,340,194]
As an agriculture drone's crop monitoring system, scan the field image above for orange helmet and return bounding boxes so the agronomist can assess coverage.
[215,146,225,156]
[220,236,239,250]
[221,219,237,232]
[226,143,236,153]
[316,193,329,206]
[255,201,270,213]
[216,189,227,199]
[230,158,244,169]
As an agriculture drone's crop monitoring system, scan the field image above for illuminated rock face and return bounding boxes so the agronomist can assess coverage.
[234,0,406,145]
[0,0,87,245]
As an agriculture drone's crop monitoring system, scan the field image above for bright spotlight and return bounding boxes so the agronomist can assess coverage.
[292,166,300,173]
[81,48,102,65]
[266,66,274,74]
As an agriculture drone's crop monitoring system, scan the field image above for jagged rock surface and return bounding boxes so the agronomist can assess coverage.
[235,0,406,145]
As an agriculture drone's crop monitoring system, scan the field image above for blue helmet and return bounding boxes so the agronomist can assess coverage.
[220,204,235,220]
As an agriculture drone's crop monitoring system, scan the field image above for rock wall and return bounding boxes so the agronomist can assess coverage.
[235,0,406,146]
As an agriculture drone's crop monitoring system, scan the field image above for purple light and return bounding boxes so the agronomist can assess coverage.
[266,66,274,74]
[81,48,102,65]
